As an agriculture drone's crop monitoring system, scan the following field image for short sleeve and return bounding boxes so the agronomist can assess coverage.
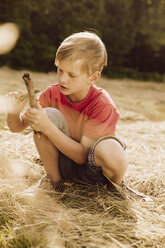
[83,104,119,139]
[39,87,52,108]
[39,85,59,108]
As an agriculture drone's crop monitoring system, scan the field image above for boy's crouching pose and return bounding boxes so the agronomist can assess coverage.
[7,32,128,190]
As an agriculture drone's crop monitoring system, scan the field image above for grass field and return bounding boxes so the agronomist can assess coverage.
[0,66,165,248]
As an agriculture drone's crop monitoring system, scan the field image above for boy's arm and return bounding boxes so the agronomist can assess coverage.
[24,105,96,164]
[44,123,96,164]
[7,113,29,132]
[7,90,29,132]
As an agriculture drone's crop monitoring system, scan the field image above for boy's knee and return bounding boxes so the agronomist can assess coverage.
[94,138,126,161]
[94,138,128,178]
[44,107,65,125]
[94,139,121,164]
[44,107,70,136]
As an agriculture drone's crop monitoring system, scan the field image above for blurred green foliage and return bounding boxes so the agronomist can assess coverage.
[0,0,165,81]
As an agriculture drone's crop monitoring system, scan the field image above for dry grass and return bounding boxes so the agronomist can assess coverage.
[0,66,165,247]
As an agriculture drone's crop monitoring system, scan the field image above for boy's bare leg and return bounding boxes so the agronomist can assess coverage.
[94,139,128,185]
[33,133,61,182]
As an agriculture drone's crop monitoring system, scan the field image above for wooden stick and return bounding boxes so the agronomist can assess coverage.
[22,73,37,108]
[22,73,40,137]
[19,90,40,101]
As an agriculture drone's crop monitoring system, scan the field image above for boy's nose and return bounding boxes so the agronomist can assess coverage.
[59,72,68,84]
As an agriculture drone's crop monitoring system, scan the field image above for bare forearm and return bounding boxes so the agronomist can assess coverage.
[44,121,88,164]
[24,106,89,163]
[6,89,30,132]
[7,113,26,132]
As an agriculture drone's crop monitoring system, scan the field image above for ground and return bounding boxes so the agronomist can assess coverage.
[0,66,165,248]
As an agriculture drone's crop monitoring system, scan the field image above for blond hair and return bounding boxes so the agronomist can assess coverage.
[55,31,107,75]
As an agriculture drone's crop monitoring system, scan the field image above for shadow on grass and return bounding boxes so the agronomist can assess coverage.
[56,180,137,221]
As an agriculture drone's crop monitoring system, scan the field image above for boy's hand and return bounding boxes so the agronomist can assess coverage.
[24,102,50,133]
[7,90,28,115]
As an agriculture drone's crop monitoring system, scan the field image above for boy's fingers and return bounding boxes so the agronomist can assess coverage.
[27,107,40,115]
[36,101,42,110]
[7,91,26,104]
[7,90,39,102]
[17,90,24,96]
[19,94,29,101]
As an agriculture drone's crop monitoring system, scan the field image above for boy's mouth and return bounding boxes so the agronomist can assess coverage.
[60,84,68,90]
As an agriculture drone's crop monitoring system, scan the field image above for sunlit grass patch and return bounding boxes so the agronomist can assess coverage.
[0,212,12,228]
[0,68,165,247]
[0,226,45,248]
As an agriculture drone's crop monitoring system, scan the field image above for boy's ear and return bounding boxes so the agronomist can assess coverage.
[88,71,101,85]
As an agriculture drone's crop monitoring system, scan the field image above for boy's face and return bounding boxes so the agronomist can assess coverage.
[56,59,93,102]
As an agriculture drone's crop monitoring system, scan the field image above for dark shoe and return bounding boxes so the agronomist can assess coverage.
[105,176,152,201]
[120,182,152,201]
[104,179,127,199]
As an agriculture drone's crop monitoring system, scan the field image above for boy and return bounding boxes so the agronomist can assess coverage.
[7,32,128,191]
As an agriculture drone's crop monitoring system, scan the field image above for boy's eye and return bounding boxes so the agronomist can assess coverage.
[58,68,76,78]
[69,73,76,78]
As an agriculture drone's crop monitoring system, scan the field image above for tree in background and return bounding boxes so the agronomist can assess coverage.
[0,0,164,78]
[98,0,135,67]
[127,0,165,73]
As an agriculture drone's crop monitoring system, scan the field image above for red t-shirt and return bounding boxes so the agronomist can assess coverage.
[39,84,119,141]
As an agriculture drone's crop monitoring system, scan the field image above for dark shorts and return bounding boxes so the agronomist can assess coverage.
[59,136,126,185]
[44,107,126,186]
